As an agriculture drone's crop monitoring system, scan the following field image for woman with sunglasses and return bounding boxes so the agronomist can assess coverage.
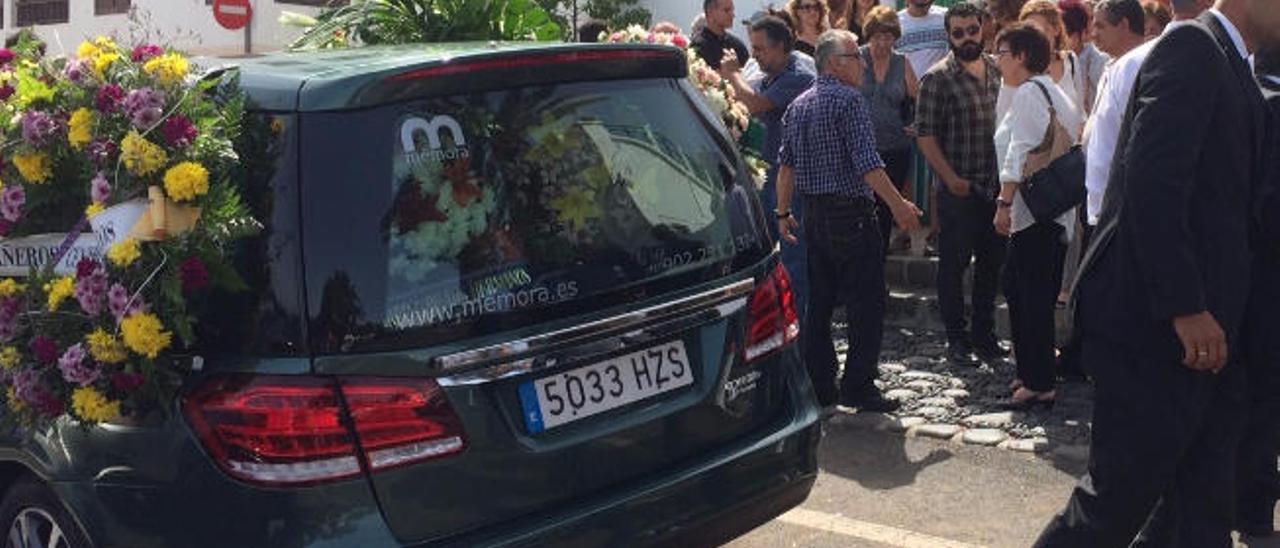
[991,23,1083,409]
[786,0,830,56]
[1018,0,1086,118]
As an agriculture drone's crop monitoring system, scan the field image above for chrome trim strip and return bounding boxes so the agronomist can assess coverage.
[437,296,748,387]
[433,278,755,373]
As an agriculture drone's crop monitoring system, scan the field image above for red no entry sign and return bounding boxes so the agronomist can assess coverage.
[213,0,252,30]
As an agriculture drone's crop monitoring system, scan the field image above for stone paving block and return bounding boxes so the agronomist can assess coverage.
[919,397,956,408]
[1001,437,1052,453]
[879,362,907,374]
[943,389,971,399]
[913,423,963,440]
[962,429,1008,446]
[915,406,949,419]
[884,389,918,401]
[961,412,1020,428]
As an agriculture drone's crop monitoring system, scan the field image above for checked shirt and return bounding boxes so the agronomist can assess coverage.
[778,75,885,200]
[915,52,1002,198]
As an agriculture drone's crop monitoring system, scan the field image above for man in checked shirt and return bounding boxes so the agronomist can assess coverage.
[776,29,923,413]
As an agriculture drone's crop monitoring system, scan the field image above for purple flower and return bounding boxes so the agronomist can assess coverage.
[96,85,124,113]
[20,110,59,146]
[57,344,98,387]
[123,88,165,130]
[162,116,198,149]
[0,49,15,66]
[62,58,87,83]
[110,372,145,392]
[106,283,145,321]
[29,337,58,364]
[14,368,63,417]
[75,260,108,316]
[0,185,24,223]
[86,139,117,167]
[180,257,209,292]
[131,44,164,63]
[0,220,11,238]
[90,172,111,204]
[0,299,17,342]
[0,85,15,102]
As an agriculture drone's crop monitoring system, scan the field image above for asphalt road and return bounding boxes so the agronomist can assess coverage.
[727,420,1280,548]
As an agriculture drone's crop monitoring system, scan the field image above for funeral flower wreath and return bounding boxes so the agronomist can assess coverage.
[0,35,259,427]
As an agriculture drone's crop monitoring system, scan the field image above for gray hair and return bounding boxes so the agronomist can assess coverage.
[814,29,858,73]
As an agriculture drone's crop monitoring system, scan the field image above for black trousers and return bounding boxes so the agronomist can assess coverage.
[874,147,912,255]
[802,195,885,406]
[936,188,1007,346]
[1235,258,1280,534]
[1003,222,1066,392]
[1034,337,1247,548]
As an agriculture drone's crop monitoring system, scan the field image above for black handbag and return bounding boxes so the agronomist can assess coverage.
[1020,80,1086,222]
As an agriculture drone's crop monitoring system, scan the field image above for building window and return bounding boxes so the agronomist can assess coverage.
[94,0,131,16]
[15,0,69,26]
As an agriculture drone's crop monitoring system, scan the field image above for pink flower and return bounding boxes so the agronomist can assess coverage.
[0,85,14,102]
[106,283,145,320]
[0,49,14,65]
[672,34,689,49]
[95,84,124,113]
[131,44,164,63]
[90,172,111,204]
[30,337,58,364]
[0,220,12,238]
[162,115,198,149]
[75,259,108,316]
[87,139,117,167]
[180,257,209,292]
[123,87,165,129]
[62,58,88,83]
[1,185,25,223]
[58,344,99,386]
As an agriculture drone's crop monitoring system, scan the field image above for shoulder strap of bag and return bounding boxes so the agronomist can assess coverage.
[1028,79,1058,154]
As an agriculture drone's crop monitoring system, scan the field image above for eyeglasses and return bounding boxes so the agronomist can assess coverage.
[949,24,982,39]
[993,49,1012,57]
[795,3,820,11]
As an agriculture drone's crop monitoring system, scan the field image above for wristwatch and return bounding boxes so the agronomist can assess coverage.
[775,210,792,219]
[995,198,1013,209]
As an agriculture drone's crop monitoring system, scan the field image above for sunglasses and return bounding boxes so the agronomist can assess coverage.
[795,3,820,11]
[949,24,982,39]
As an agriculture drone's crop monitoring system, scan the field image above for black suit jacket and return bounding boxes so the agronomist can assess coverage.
[1255,79,1280,259]
[1074,13,1268,361]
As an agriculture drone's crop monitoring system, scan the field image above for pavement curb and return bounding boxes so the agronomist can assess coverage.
[826,409,1090,463]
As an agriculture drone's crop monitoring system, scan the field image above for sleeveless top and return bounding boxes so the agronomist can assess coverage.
[858,45,911,152]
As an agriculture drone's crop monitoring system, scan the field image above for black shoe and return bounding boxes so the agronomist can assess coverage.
[841,394,901,413]
[974,339,1010,363]
[946,342,981,367]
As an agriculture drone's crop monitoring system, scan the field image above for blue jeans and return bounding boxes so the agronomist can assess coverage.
[760,170,809,325]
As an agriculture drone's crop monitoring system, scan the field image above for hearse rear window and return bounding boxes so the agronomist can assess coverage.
[300,79,767,353]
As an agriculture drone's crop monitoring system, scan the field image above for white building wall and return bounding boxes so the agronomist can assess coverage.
[10,1,330,57]
[643,0,771,44]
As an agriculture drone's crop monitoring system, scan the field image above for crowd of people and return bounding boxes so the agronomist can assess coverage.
[583,0,1279,544]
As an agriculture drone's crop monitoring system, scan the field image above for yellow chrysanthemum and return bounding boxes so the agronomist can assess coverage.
[0,347,20,369]
[120,312,171,359]
[120,131,168,177]
[68,108,94,150]
[0,279,24,298]
[163,162,209,202]
[71,387,121,423]
[6,387,26,414]
[13,152,51,184]
[107,238,141,267]
[43,276,74,311]
[91,51,119,78]
[86,329,127,364]
[549,188,601,232]
[85,203,104,218]
[143,53,189,87]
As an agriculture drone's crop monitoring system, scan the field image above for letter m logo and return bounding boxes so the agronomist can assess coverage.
[401,115,466,154]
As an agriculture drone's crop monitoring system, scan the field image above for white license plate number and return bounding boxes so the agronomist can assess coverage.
[518,340,692,433]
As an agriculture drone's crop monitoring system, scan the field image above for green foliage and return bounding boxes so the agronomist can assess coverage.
[286,0,562,50]
[582,0,652,32]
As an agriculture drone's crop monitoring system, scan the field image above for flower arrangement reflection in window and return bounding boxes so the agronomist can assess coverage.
[388,154,496,283]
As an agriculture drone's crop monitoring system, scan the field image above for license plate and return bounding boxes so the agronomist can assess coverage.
[518,340,693,433]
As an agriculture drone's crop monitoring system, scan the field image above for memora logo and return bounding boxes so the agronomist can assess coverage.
[401,115,469,165]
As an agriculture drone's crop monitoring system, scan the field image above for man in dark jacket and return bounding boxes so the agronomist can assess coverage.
[1034,2,1278,546]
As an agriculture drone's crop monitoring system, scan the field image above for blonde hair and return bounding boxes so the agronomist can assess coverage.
[1019,0,1068,51]
[787,0,831,34]
[861,5,902,40]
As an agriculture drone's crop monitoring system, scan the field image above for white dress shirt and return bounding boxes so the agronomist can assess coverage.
[995,75,1084,237]
[1083,21,1191,225]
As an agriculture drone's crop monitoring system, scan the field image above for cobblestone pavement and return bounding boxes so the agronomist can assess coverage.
[829,324,1094,458]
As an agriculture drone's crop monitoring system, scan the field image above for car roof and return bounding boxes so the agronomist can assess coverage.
[198,42,684,112]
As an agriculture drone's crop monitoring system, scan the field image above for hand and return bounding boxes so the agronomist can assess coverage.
[945,176,972,197]
[903,126,918,138]
[1172,312,1228,372]
[891,200,923,232]
[719,50,742,77]
[994,206,1012,236]
[778,215,800,244]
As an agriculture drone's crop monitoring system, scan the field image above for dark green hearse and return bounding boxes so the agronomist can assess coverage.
[0,43,820,547]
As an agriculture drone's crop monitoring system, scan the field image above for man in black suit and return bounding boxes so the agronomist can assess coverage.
[1034,1,1280,546]
[1235,48,1280,542]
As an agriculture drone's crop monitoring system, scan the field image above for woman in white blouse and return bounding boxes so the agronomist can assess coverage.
[991,23,1083,409]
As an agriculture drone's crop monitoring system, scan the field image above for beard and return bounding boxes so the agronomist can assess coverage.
[952,40,983,62]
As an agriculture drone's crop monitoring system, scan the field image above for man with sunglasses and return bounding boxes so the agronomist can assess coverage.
[915,2,1007,366]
